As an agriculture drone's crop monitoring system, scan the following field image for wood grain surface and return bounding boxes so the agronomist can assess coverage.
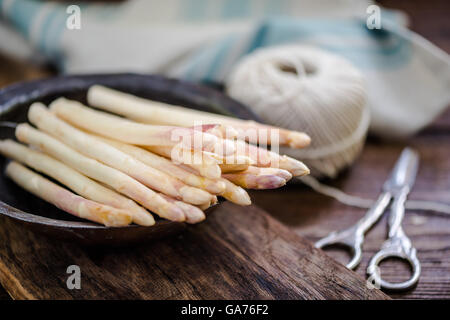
[0,202,388,300]
[0,0,449,300]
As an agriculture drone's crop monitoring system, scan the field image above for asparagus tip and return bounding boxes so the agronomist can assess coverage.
[292,163,310,177]
[287,132,311,148]
[180,186,214,205]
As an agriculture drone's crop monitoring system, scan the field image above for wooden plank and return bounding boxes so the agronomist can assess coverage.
[0,202,388,300]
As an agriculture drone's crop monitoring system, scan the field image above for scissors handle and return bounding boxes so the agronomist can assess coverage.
[314,224,364,270]
[367,186,421,291]
[315,192,391,270]
[367,229,421,290]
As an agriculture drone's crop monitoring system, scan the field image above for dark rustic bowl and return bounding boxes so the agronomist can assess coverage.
[0,73,261,245]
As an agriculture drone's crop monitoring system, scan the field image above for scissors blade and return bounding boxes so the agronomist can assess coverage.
[383,148,419,194]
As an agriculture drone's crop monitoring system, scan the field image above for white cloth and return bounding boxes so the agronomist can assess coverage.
[0,0,449,139]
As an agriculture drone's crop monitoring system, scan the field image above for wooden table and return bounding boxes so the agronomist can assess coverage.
[0,0,449,300]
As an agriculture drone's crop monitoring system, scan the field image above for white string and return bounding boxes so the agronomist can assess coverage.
[226,45,369,178]
[300,176,450,216]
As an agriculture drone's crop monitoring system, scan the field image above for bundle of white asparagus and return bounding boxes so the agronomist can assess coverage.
[0,86,310,227]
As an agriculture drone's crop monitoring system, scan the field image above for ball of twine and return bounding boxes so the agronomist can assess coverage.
[226,45,370,178]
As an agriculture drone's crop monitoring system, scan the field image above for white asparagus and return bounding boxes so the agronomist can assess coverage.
[206,152,254,165]
[16,123,184,222]
[5,162,132,227]
[87,85,311,148]
[233,123,310,149]
[244,166,293,181]
[146,145,222,180]
[219,178,251,206]
[188,123,239,149]
[173,201,205,224]
[219,163,250,173]
[200,124,238,140]
[0,139,154,226]
[199,151,255,172]
[223,169,287,189]
[197,195,219,211]
[178,163,251,205]
[197,203,210,211]
[96,136,226,195]
[233,140,309,176]
[29,103,213,206]
[160,194,205,224]
[49,97,220,152]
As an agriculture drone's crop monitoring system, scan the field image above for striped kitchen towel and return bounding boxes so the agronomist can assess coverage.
[1,0,449,138]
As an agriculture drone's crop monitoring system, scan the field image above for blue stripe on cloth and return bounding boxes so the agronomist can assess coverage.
[263,0,288,15]
[184,16,412,83]
[184,35,238,83]
[204,34,236,82]
[245,18,271,54]
[220,0,249,19]
[184,46,217,81]
[243,17,412,70]
[3,0,42,37]
[38,5,66,64]
[36,6,58,53]
[181,0,209,21]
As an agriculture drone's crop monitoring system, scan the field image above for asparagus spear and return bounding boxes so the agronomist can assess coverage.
[5,162,132,227]
[233,140,310,176]
[29,103,213,206]
[146,145,222,180]
[96,136,226,195]
[160,194,205,224]
[87,85,310,148]
[0,139,154,226]
[223,167,288,189]
[219,178,252,206]
[178,164,251,206]
[16,123,184,222]
[219,163,250,173]
[197,196,218,211]
[244,166,293,180]
[49,97,220,152]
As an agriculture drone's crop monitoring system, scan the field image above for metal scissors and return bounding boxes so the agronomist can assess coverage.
[315,148,421,291]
